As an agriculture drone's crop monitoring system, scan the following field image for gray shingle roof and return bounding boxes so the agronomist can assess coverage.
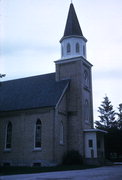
[63,3,83,38]
[0,73,69,112]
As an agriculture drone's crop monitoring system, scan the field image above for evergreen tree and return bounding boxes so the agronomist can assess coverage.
[117,104,122,129]
[95,96,116,130]
[95,96,122,160]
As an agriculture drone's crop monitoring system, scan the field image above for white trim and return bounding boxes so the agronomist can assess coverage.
[55,56,93,67]
[60,35,87,43]
[33,148,42,151]
[84,129,107,133]
[55,56,82,64]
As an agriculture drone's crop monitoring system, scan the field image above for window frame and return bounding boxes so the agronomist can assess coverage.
[83,45,86,56]
[76,42,80,53]
[84,70,89,86]
[61,45,64,57]
[34,119,42,150]
[88,139,93,148]
[60,121,64,145]
[5,122,12,150]
[67,43,71,53]
[84,99,90,122]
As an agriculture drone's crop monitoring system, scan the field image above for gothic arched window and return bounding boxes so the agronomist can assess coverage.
[83,45,86,56]
[35,119,42,148]
[67,43,71,53]
[6,122,12,149]
[60,121,64,144]
[84,99,89,122]
[61,45,64,57]
[76,43,80,53]
[84,70,88,86]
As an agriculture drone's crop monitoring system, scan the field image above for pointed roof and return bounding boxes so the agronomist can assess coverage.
[62,3,83,39]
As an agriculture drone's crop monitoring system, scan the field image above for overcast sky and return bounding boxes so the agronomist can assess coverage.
[0,0,122,120]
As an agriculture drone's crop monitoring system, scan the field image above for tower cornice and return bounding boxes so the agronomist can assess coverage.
[55,56,93,67]
[60,35,87,43]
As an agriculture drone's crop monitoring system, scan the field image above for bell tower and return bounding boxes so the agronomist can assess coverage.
[55,3,94,154]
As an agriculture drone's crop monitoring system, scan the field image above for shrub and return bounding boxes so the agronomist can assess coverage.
[62,150,83,165]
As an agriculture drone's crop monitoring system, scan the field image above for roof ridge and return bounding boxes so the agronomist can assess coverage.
[1,72,55,83]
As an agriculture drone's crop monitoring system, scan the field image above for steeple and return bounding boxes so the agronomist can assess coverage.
[60,3,87,59]
[63,3,83,38]
[55,3,94,156]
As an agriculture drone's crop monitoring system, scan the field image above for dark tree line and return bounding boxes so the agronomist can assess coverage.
[95,96,122,161]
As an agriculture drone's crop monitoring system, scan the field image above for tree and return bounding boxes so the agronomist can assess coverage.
[105,128,122,159]
[95,96,122,160]
[116,104,122,129]
[95,96,116,130]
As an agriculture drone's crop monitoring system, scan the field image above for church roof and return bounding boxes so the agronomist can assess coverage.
[0,73,69,112]
[62,3,83,39]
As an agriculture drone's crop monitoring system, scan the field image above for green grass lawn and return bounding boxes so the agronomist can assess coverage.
[0,164,100,176]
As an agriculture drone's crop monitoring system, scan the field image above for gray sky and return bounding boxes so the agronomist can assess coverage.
[0,0,122,120]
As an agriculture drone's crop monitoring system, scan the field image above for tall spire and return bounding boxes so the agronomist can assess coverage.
[62,3,83,39]
[59,3,87,59]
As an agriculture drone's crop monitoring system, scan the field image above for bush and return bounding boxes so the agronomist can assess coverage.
[62,150,83,165]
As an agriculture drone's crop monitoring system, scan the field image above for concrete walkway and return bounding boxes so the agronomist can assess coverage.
[0,165,122,180]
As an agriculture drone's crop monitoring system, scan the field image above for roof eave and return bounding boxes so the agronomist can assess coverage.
[84,129,107,133]
[55,81,70,109]
[60,35,87,43]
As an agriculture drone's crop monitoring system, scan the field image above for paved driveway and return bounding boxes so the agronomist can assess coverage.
[0,165,122,180]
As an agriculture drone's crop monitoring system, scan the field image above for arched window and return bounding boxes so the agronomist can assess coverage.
[60,121,64,144]
[61,45,64,57]
[6,122,12,149]
[35,119,42,148]
[84,99,89,122]
[67,43,71,53]
[84,70,88,86]
[76,43,80,53]
[83,45,86,56]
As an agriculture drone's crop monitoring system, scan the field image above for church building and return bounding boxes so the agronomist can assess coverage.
[0,3,105,166]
